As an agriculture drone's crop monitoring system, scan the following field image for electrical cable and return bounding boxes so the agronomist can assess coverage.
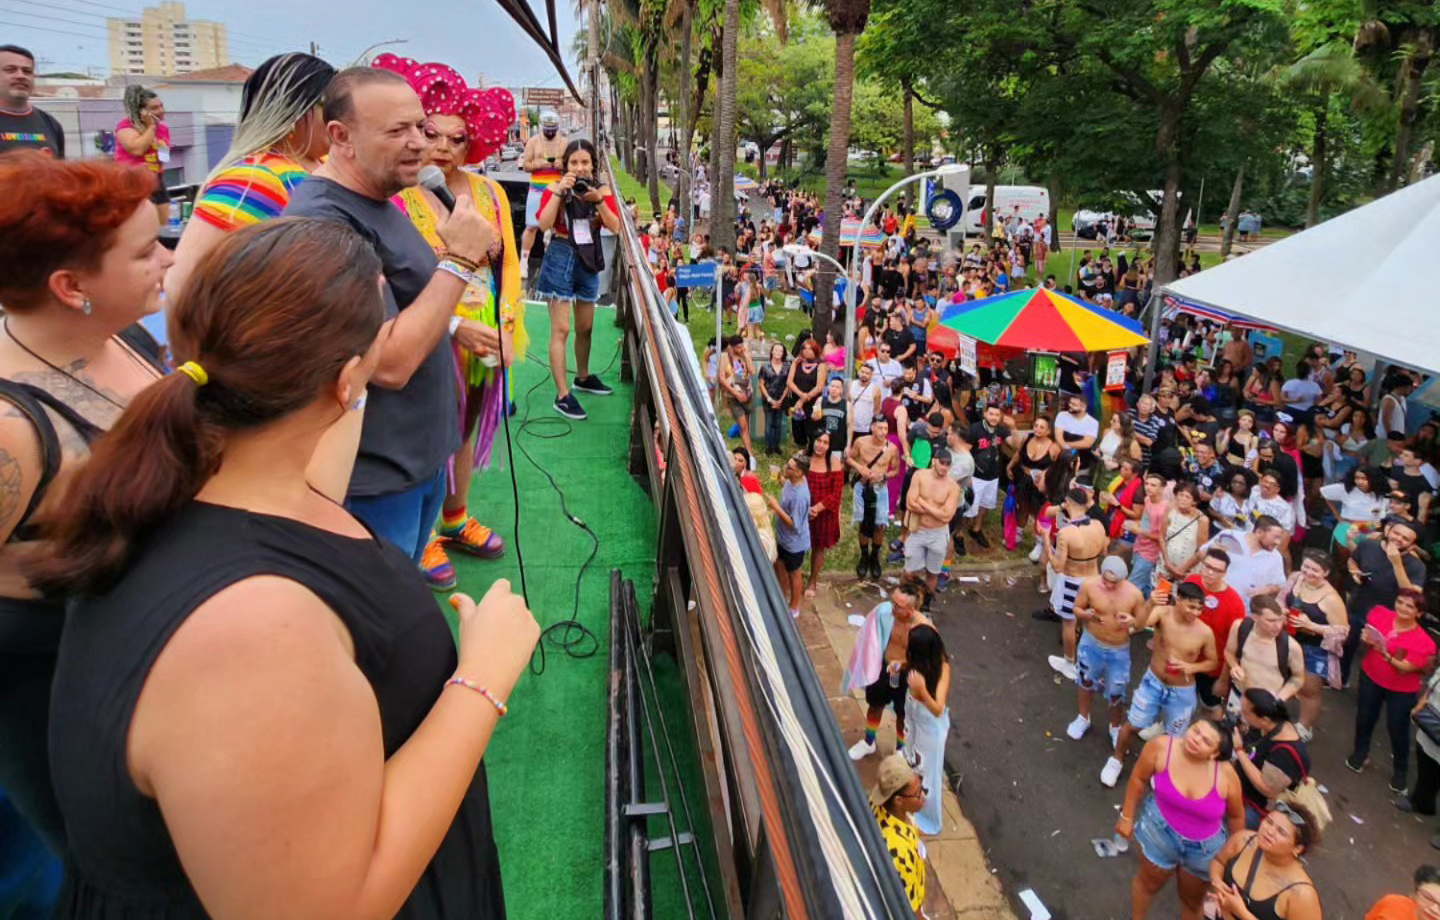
[485,255,621,674]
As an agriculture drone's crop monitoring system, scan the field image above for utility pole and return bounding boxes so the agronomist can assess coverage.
[587,0,602,145]
[309,41,319,56]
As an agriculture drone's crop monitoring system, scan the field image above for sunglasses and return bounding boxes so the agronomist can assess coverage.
[1271,801,1307,827]
[423,126,469,147]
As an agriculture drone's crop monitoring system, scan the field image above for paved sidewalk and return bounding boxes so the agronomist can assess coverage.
[797,580,1020,920]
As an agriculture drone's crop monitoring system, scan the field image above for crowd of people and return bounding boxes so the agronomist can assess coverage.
[697,171,1440,917]
[0,46,595,918]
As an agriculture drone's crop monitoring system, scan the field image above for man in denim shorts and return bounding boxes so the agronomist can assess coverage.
[1101,580,1217,787]
[1064,557,1144,749]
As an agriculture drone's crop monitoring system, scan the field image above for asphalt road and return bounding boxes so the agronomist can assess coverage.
[932,578,1432,920]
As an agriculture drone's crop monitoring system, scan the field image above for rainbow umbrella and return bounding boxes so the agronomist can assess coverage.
[938,287,1149,351]
[807,218,886,248]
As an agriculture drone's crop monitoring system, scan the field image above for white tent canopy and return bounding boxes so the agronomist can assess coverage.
[1159,173,1440,375]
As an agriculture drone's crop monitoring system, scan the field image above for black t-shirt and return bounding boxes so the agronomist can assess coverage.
[968,421,1011,480]
[1348,537,1426,620]
[284,177,460,498]
[930,367,953,409]
[1057,353,1084,395]
[883,327,916,359]
[1237,732,1308,812]
[1393,470,1434,508]
[0,106,65,158]
[877,269,904,300]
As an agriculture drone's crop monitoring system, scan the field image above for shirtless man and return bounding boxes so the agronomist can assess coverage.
[1101,580,1218,786]
[519,110,568,275]
[1065,557,1146,748]
[847,417,900,580]
[1045,488,1109,682]
[849,582,933,760]
[903,448,962,599]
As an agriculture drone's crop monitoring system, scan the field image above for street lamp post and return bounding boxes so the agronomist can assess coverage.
[837,163,968,412]
[355,38,409,65]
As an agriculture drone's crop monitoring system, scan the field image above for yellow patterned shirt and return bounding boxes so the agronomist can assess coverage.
[873,804,925,911]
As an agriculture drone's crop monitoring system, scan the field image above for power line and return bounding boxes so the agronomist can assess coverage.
[7,0,288,49]
[2,11,281,57]
[45,0,282,44]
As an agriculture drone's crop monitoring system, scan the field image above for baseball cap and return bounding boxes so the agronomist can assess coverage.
[931,447,952,465]
[1101,556,1128,581]
[869,752,917,807]
[539,110,560,127]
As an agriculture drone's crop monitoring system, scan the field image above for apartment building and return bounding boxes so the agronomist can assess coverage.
[107,2,229,76]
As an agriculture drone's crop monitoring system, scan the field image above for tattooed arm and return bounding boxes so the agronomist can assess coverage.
[0,405,46,543]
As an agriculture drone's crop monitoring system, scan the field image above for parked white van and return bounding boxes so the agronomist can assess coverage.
[961,185,1051,235]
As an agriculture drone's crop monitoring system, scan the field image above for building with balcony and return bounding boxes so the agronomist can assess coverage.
[107,2,228,77]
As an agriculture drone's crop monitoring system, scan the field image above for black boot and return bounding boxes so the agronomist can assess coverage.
[856,545,870,579]
[868,545,883,580]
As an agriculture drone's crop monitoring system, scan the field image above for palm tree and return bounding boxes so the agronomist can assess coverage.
[810,0,871,343]
[1283,41,1387,225]
[709,0,742,253]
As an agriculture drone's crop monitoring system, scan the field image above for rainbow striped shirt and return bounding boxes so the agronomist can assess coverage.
[193,152,309,232]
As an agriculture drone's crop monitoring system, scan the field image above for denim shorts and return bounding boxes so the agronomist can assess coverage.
[1133,793,1228,878]
[1301,643,1328,677]
[1128,554,1157,600]
[536,236,601,303]
[1126,670,1197,735]
[1077,631,1132,703]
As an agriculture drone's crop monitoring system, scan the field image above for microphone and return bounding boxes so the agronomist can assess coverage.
[419,165,456,212]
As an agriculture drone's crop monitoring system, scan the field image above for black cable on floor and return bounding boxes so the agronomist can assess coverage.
[500,330,622,675]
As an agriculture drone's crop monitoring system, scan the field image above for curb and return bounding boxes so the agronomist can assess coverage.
[817,554,1036,582]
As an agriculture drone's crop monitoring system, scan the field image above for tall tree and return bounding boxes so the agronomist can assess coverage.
[811,0,872,342]
[710,0,742,253]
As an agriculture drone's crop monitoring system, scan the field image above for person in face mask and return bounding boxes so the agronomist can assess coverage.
[519,109,567,278]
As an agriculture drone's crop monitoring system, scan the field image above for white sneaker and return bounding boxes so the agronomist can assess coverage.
[1100,756,1124,788]
[1297,724,1314,742]
[849,738,877,761]
[1029,542,1043,563]
[519,257,530,279]
[1110,725,1121,749]
[1066,715,1091,740]
[1139,721,1165,742]
[1048,655,1078,682]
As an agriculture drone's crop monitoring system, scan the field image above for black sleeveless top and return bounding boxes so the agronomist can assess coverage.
[49,502,505,919]
[1290,592,1329,647]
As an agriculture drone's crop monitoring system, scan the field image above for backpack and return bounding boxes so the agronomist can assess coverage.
[1238,617,1292,687]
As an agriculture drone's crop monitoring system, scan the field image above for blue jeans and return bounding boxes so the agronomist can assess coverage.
[1128,554,1157,600]
[1077,631,1132,703]
[346,466,448,562]
[763,404,786,453]
[1126,670,1197,736]
[1134,793,1228,878]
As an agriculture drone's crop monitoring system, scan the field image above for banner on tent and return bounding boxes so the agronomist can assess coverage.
[1161,293,1274,331]
[958,334,978,378]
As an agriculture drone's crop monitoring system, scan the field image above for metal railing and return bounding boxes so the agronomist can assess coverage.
[602,151,915,920]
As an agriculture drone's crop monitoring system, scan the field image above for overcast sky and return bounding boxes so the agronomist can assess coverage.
[7,0,582,89]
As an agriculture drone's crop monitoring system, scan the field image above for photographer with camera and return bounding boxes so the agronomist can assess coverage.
[534,138,621,420]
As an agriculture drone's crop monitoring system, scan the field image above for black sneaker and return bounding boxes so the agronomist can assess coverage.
[573,375,613,396]
[554,393,588,420]
[952,535,967,557]
[1344,755,1365,774]
[1391,779,1409,795]
[972,530,991,550]
[1032,608,1061,622]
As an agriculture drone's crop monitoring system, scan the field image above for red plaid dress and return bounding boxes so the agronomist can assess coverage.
[805,464,846,551]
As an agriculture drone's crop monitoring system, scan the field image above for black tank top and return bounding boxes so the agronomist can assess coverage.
[1221,837,1314,920]
[1289,591,1329,646]
[49,501,505,918]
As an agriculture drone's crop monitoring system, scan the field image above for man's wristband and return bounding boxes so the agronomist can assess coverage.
[449,315,462,337]
[437,260,476,286]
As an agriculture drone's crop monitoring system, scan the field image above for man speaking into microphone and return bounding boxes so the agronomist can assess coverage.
[284,66,500,564]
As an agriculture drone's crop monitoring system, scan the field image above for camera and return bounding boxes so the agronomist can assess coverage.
[570,176,595,198]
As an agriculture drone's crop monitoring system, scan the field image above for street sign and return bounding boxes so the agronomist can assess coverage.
[676,261,718,289]
[524,87,565,106]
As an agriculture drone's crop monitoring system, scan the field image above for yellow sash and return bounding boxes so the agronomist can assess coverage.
[397,172,528,385]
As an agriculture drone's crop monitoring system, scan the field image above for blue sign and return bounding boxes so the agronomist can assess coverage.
[675,261,719,289]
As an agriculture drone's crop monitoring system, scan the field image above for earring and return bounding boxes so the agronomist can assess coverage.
[81,298,93,316]
[350,390,368,412]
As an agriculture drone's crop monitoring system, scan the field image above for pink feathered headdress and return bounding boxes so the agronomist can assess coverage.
[372,54,515,165]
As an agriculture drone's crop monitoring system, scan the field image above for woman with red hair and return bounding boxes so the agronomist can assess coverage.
[0,151,171,856]
[374,56,524,591]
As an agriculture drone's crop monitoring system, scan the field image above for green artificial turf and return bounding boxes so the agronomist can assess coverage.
[437,304,660,919]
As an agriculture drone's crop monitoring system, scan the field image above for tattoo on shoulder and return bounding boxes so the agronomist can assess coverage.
[0,447,24,528]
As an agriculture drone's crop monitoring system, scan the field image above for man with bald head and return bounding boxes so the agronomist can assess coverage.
[285,67,499,563]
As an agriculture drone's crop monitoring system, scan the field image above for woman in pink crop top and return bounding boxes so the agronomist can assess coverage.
[1118,721,1245,919]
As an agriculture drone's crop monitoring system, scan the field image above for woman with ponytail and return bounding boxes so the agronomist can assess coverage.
[36,218,539,919]
[114,83,171,224]
[0,152,170,858]
[167,52,335,297]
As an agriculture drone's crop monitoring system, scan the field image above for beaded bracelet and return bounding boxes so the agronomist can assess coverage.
[441,250,482,272]
[446,676,508,716]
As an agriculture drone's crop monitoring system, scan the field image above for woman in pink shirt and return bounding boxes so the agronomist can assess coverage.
[114,84,171,224]
[1348,588,1437,791]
